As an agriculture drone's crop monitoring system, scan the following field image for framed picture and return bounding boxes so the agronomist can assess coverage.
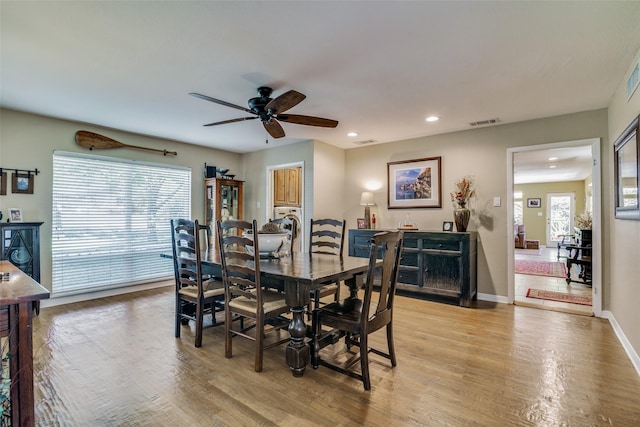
[442,221,453,232]
[527,198,541,208]
[614,114,640,220]
[0,172,6,196]
[357,218,366,229]
[387,157,442,209]
[11,172,34,194]
[9,208,23,222]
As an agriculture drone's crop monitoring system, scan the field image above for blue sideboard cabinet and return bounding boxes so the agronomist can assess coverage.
[348,229,477,307]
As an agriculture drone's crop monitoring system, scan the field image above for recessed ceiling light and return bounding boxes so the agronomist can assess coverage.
[549,165,557,169]
[426,116,439,122]
[347,132,358,137]
[548,157,559,161]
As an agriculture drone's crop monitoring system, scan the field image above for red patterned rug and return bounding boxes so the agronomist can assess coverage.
[515,260,567,278]
[526,289,592,306]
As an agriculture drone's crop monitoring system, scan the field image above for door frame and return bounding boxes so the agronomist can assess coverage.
[546,192,576,246]
[507,138,602,317]
[266,161,305,247]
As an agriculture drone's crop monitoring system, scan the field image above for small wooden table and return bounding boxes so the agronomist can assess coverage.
[0,261,50,427]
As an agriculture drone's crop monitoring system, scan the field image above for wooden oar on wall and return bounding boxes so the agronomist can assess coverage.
[75,130,177,156]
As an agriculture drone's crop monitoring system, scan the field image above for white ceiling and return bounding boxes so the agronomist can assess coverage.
[513,145,593,185]
[2,1,640,168]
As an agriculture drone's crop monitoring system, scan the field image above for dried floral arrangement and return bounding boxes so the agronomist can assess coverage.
[450,176,476,208]
[576,211,592,229]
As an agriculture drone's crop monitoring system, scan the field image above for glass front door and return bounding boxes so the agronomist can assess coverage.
[547,192,575,245]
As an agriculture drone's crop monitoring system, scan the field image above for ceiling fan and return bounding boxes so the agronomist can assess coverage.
[189,86,338,139]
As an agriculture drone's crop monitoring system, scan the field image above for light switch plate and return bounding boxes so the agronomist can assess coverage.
[493,196,501,207]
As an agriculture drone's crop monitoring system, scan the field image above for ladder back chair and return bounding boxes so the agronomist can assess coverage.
[312,230,404,390]
[171,218,225,348]
[216,219,290,372]
[309,218,346,309]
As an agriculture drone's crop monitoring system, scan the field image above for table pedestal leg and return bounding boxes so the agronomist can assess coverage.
[284,280,309,377]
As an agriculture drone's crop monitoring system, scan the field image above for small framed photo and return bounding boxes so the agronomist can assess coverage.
[527,198,541,208]
[442,221,453,232]
[9,208,23,222]
[357,218,366,229]
[12,172,34,194]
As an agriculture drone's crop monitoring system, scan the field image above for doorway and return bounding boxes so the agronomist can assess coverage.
[507,139,601,317]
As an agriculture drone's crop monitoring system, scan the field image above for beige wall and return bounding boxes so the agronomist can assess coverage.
[0,108,242,292]
[515,181,586,245]
[343,110,608,301]
[607,47,640,357]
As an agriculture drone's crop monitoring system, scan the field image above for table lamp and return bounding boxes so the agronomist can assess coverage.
[360,191,376,229]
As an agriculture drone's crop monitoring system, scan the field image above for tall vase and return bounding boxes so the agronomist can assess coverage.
[454,204,470,232]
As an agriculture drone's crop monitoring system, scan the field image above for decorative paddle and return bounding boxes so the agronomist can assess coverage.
[75,130,177,156]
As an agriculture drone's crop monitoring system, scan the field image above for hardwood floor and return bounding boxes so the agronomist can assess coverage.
[31,283,639,426]
[515,246,593,315]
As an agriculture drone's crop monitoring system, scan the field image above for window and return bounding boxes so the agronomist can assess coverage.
[514,191,523,224]
[52,152,191,296]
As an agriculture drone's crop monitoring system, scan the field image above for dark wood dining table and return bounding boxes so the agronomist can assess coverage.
[165,249,374,377]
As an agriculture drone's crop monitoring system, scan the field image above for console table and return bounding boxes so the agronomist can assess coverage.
[0,261,50,426]
[348,229,477,307]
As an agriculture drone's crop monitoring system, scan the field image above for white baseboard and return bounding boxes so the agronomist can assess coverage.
[41,280,173,308]
[602,310,640,377]
[477,293,510,304]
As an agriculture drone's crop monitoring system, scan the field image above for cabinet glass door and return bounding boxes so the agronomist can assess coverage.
[3,228,35,277]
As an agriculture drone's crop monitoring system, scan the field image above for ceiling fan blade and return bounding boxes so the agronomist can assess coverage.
[277,114,338,128]
[203,117,258,127]
[264,90,306,114]
[189,92,255,114]
[263,119,285,139]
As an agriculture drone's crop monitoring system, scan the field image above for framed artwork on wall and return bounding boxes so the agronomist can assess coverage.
[527,198,541,208]
[387,157,442,209]
[614,114,640,220]
[0,172,6,195]
[11,172,34,194]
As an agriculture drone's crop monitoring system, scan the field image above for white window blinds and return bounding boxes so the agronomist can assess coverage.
[52,151,191,296]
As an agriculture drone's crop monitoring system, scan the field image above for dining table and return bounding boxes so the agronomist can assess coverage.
[164,249,375,377]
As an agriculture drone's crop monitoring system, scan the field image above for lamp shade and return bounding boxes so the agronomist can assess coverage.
[360,191,376,206]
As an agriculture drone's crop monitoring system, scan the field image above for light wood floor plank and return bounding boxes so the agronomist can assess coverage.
[31,284,640,426]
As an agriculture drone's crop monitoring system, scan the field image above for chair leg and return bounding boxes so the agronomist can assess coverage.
[334,281,340,302]
[195,300,204,348]
[225,307,233,359]
[175,295,181,338]
[360,333,371,391]
[255,317,264,372]
[387,323,397,367]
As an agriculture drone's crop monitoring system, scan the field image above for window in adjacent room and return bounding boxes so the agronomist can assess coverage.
[514,191,523,224]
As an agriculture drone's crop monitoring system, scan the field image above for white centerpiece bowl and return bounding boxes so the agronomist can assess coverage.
[243,231,288,254]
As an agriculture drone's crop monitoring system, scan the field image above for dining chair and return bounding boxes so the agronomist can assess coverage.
[312,230,404,390]
[216,219,290,372]
[309,218,346,309]
[171,218,225,348]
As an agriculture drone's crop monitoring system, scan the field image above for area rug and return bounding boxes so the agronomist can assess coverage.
[515,260,567,278]
[526,289,592,306]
